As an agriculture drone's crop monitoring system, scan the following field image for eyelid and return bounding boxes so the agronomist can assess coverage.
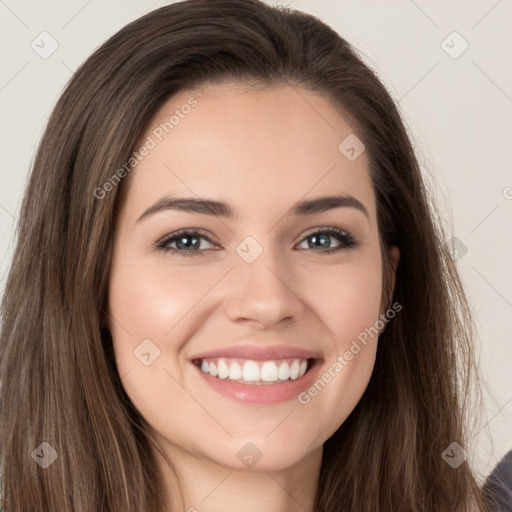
[156,228,218,246]
[298,225,350,242]
[294,226,359,252]
[154,229,219,258]
[155,226,359,255]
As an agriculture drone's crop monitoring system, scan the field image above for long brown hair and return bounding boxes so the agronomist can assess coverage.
[0,0,487,510]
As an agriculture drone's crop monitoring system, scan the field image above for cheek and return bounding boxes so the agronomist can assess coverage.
[301,256,383,348]
[107,256,214,426]
[108,253,221,367]
[292,257,382,436]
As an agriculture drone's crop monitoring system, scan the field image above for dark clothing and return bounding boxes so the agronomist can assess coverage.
[484,451,512,511]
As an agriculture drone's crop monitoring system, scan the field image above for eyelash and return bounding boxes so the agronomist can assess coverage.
[155,227,359,257]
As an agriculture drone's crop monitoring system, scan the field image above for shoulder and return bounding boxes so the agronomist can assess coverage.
[483,450,512,511]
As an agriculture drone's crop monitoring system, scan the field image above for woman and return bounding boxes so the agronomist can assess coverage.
[0,0,490,510]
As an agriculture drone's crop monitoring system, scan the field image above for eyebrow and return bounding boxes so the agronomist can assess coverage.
[136,194,370,223]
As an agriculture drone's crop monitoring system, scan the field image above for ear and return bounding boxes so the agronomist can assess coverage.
[378,245,400,334]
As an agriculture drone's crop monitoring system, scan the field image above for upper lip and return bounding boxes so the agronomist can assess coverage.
[190,344,322,361]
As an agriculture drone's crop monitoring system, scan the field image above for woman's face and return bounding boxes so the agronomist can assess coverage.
[108,82,399,472]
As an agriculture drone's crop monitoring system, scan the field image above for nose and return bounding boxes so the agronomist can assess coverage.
[224,248,305,329]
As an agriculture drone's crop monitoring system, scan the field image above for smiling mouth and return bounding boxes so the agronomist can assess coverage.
[192,357,315,385]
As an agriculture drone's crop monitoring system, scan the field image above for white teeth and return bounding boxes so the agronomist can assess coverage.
[229,361,242,380]
[209,361,218,377]
[289,360,300,379]
[217,359,229,379]
[278,361,290,380]
[299,360,308,377]
[260,361,278,382]
[198,357,310,384]
[242,360,260,382]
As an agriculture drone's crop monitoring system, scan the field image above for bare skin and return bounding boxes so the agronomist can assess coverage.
[108,82,400,512]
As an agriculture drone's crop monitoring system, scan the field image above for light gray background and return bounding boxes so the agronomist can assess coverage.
[1,0,511,480]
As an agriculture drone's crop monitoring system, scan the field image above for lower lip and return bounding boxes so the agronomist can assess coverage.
[193,359,322,404]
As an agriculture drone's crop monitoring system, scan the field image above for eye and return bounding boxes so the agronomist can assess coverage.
[155,227,359,257]
[296,227,358,253]
[155,229,218,257]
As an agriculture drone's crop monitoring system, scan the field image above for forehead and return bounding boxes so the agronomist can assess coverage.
[122,82,376,223]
